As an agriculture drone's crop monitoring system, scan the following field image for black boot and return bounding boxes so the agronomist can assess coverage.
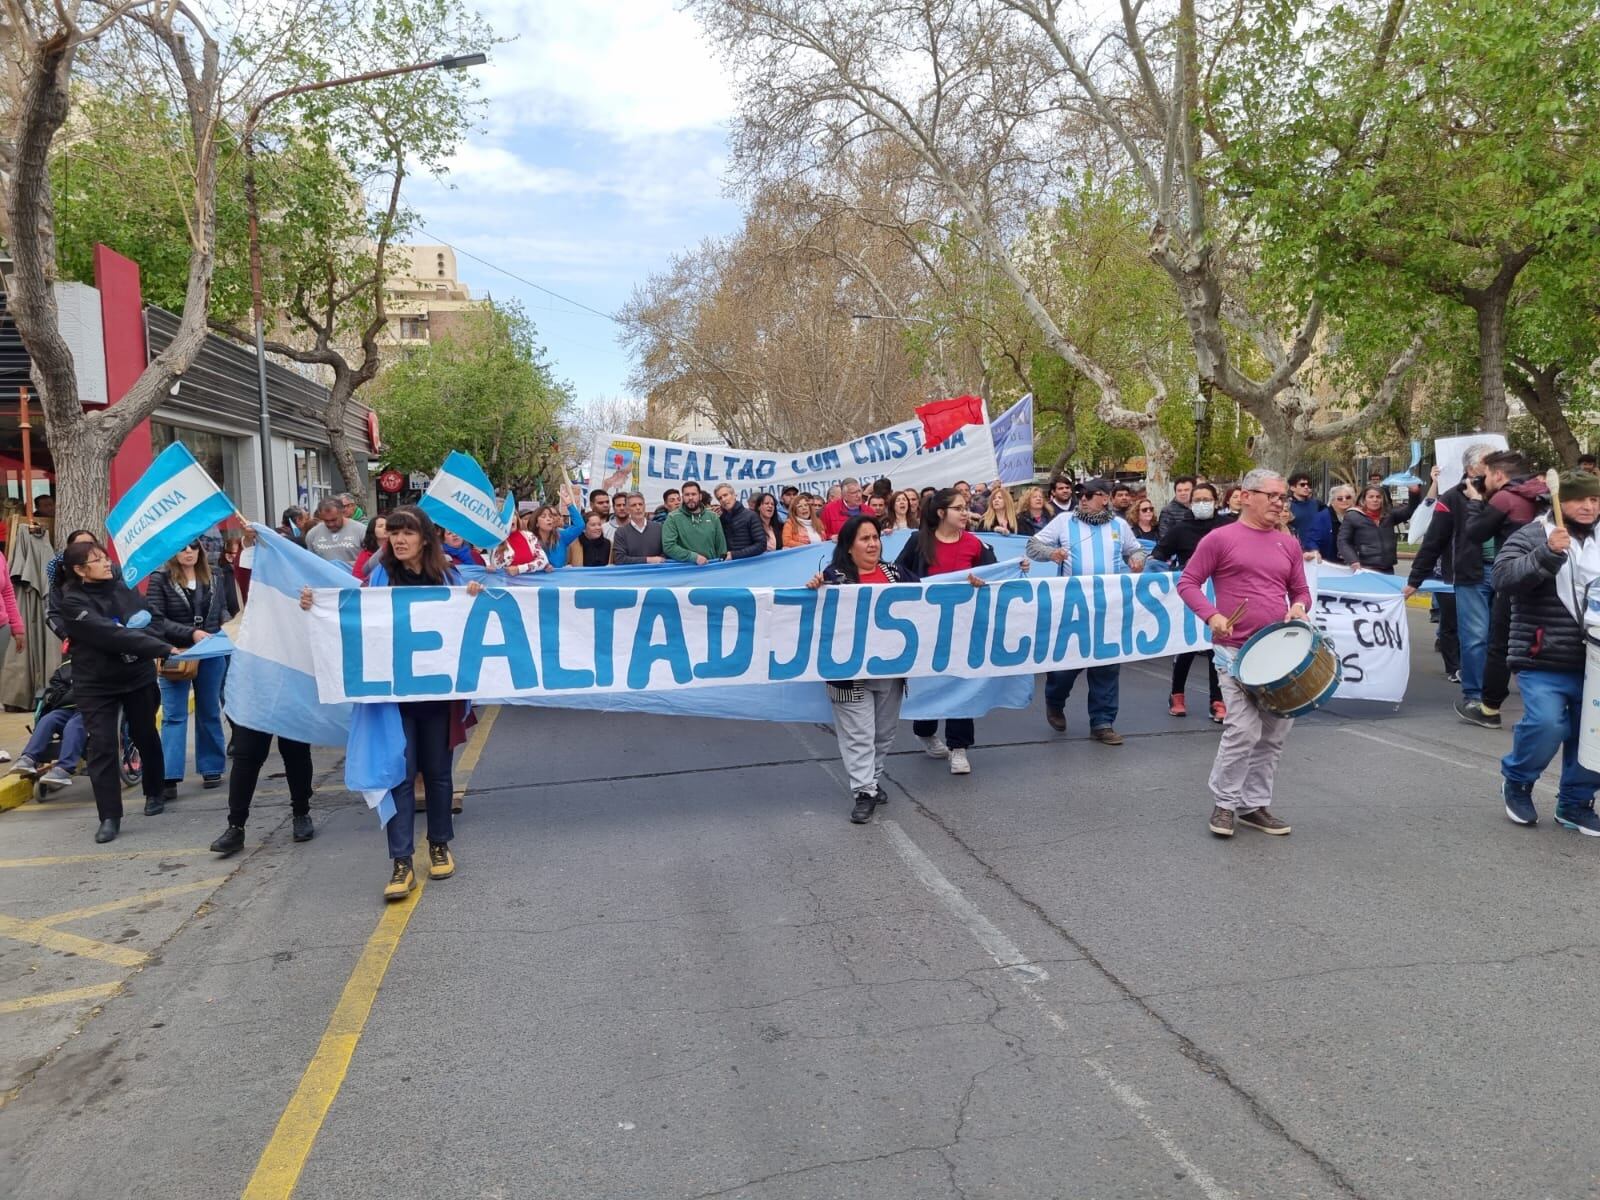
[144,792,166,816]
[95,817,120,843]
[292,813,315,842]
[211,825,245,856]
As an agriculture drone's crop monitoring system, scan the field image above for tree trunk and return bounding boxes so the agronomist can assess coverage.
[52,422,115,542]
[1475,294,1509,434]
[1508,362,1582,466]
[1139,425,1175,509]
[1250,408,1302,476]
[322,373,368,497]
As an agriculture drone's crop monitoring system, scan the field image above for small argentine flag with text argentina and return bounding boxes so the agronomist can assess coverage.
[418,451,514,549]
[106,442,235,584]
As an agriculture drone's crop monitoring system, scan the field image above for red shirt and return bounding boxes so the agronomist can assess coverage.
[820,498,863,537]
[857,566,890,583]
[927,531,985,577]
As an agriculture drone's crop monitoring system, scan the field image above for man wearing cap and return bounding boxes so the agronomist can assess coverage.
[1025,477,1146,745]
[1493,469,1600,832]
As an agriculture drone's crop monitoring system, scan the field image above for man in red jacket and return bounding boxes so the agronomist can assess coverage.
[820,477,867,537]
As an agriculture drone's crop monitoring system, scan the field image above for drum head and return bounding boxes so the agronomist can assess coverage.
[1235,625,1315,686]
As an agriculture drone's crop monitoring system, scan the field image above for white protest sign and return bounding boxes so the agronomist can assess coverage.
[589,412,1000,507]
[1307,565,1411,703]
[1435,432,1508,492]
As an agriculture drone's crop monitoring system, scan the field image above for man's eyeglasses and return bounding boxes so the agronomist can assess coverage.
[1249,489,1289,504]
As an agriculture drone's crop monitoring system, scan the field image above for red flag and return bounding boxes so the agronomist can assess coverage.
[916,395,986,449]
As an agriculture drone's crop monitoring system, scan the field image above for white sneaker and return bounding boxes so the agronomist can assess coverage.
[921,735,950,759]
[949,748,971,775]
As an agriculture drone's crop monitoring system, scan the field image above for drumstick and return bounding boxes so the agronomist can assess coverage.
[1546,468,1564,531]
[1218,601,1247,633]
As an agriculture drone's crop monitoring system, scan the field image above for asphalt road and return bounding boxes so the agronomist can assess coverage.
[4,607,1599,1199]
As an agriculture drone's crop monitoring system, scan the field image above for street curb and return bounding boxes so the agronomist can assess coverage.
[0,772,33,813]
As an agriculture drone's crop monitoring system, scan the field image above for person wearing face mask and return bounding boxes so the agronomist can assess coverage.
[1336,482,1423,572]
[1493,471,1600,832]
[1152,483,1235,720]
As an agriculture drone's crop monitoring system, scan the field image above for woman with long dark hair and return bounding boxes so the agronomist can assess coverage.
[45,528,98,637]
[894,488,996,775]
[749,492,783,551]
[60,541,198,842]
[807,516,918,823]
[569,510,614,566]
[353,514,389,579]
[147,540,235,797]
[300,506,484,899]
[1151,482,1235,721]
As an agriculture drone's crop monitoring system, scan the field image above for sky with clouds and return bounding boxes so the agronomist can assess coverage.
[402,0,742,412]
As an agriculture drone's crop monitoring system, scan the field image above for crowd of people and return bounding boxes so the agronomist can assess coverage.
[10,444,1598,895]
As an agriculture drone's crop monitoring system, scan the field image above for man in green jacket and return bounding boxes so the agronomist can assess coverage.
[662,481,728,564]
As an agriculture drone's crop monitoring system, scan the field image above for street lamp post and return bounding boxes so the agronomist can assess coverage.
[1190,392,1208,476]
[243,51,487,523]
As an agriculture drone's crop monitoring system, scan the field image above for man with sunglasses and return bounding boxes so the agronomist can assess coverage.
[1176,469,1312,839]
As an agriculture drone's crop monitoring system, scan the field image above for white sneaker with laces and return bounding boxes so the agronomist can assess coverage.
[949,748,971,775]
[921,735,950,759]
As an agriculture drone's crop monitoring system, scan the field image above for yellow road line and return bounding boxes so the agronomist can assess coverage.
[241,705,501,1200]
[0,914,149,968]
[0,847,210,869]
[36,877,229,929]
[0,982,121,1014]
[453,704,500,800]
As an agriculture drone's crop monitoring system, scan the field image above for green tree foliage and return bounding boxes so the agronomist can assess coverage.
[1219,0,1600,448]
[372,303,574,498]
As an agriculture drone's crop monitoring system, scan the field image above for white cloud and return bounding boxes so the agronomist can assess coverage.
[471,0,734,139]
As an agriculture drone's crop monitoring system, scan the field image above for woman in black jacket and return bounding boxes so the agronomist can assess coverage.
[147,541,235,798]
[1151,483,1235,721]
[58,541,200,842]
[1336,485,1422,572]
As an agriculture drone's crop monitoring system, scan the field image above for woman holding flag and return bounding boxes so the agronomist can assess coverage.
[59,540,201,842]
[301,506,484,900]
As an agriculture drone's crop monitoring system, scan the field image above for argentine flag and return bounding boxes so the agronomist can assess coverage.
[106,442,236,584]
[418,451,515,549]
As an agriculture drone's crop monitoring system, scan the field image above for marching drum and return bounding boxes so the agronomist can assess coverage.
[1231,621,1343,719]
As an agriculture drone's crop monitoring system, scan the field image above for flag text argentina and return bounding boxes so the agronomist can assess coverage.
[106,441,235,584]
[304,573,1212,703]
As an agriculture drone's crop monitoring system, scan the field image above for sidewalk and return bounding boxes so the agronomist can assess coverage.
[0,709,38,812]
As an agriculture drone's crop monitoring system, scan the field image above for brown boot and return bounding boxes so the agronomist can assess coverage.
[1090,727,1124,746]
[1208,806,1235,837]
[1237,808,1291,835]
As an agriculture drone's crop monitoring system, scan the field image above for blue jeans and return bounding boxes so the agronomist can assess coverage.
[385,702,455,860]
[1502,670,1600,808]
[158,655,227,781]
[24,708,86,772]
[1045,666,1120,729]
[1454,578,1493,700]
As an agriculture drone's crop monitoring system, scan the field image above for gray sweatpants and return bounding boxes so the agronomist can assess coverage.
[829,678,904,795]
[1209,673,1295,812]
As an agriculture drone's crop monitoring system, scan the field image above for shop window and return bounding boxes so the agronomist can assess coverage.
[151,422,240,511]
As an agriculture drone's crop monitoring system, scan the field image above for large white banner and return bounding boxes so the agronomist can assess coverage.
[1312,589,1410,703]
[589,413,1001,507]
[302,572,1209,703]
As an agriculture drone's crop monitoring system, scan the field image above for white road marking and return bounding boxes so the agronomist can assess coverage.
[880,820,1048,983]
[1341,725,1557,796]
[880,816,1234,1199]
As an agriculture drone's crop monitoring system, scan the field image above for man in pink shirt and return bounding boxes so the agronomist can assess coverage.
[1177,468,1312,839]
[820,477,867,538]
